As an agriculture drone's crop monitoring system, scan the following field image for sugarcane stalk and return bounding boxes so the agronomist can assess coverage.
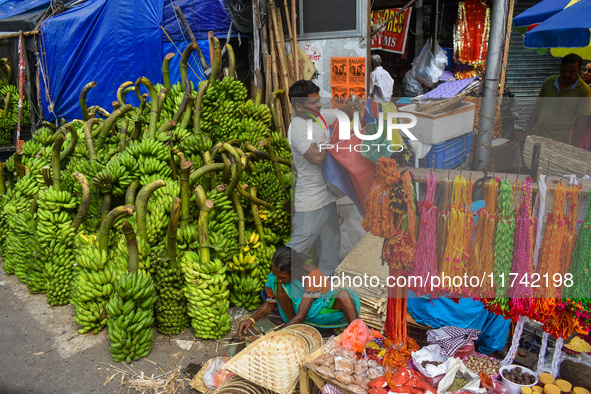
[71,172,91,230]
[237,184,275,211]
[79,81,97,121]
[51,133,65,190]
[189,163,225,185]
[94,104,133,149]
[209,37,222,85]
[84,118,100,163]
[119,118,129,152]
[117,81,134,106]
[59,124,78,162]
[13,151,25,179]
[259,140,287,188]
[268,93,282,132]
[135,77,159,140]
[121,220,139,273]
[162,53,175,89]
[98,205,133,256]
[272,89,286,137]
[225,43,236,79]
[180,43,199,91]
[125,179,140,206]
[231,190,246,246]
[265,54,272,105]
[0,162,5,195]
[136,180,166,241]
[249,187,266,247]
[178,95,194,130]
[42,166,52,187]
[167,197,181,267]
[179,153,193,228]
[100,193,112,223]
[193,80,209,135]
[195,185,214,264]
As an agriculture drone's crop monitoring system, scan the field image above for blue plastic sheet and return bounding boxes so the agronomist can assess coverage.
[162,40,210,91]
[162,0,233,41]
[0,0,49,20]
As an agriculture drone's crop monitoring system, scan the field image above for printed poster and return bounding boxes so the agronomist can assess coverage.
[330,58,348,86]
[371,8,412,54]
[349,87,366,101]
[348,58,366,87]
[331,86,348,109]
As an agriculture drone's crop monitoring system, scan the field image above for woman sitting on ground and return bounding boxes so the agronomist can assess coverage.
[238,246,360,338]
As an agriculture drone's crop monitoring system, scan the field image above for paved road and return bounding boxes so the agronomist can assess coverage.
[0,271,227,394]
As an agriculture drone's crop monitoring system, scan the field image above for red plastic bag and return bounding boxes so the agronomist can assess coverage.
[341,319,371,353]
[453,341,475,359]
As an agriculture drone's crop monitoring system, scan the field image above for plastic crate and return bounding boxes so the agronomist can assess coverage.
[407,132,471,169]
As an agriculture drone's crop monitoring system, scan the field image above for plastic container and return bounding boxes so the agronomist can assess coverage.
[555,379,572,394]
[522,387,533,394]
[574,387,591,394]
[532,387,544,393]
[406,132,471,169]
[544,384,561,394]
[538,373,555,386]
[499,365,538,394]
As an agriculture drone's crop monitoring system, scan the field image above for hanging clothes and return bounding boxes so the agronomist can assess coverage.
[454,0,490,66]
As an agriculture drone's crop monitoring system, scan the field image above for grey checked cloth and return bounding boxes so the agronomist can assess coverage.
[427,326,481,356]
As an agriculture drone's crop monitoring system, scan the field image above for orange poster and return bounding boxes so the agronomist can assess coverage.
[332,86,348,109]
[348,58,366,87]
[330,57,348,86]
[349,87,366,101]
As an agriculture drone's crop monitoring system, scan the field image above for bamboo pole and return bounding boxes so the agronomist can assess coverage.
[270,3,293,123]
[283,0,295,84]
[291,0,299,81]
[208,31,215,68]
[497,0,516,108]
[268,12,286,134]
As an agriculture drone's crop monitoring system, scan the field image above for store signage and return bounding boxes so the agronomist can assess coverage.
[371,8,412,54]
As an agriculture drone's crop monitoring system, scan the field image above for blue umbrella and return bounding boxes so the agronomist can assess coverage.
[513,0,571,27]
[524,0,591,51]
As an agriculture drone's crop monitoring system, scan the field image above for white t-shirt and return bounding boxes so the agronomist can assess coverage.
[370,66,394,103]
[288,115,339,212]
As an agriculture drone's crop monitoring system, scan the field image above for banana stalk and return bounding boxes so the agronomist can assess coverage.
[28,197,38,214]
[112,100,120,111]
[117,81,134,107]
[178,95,194,130]
[84,118,101,163]
[14,151,25,179]
[100,193,112,223]
[136,180,166,241]
[88,106,111,118]
[95,104,133,149]
[167,197,181,268]
[131,120,143,141]
[243,141,292,167]
[135,77,159,140]
[2,91,11,116]
[51,133,65,191]
[180,43,199,91]
[268,98,281,133]
[233,146,257,173]
[179,153,193,228]
[119,119,129,152]
[71,172,91,231]
[209,37,222,85]
[231,190,246,246]
[42,166,52,187]
[220,153,231,184]
[156,87,168,122]
[168,156,178,181]
[237,184,275,211]
[124,179,140,206]
[195,185,213,264]
[189,163,225,186]
[220,143,242,197]
[59,124,78,162]
[121,221,139,273]
[193,80,209,135]
[259,140,287,188]
[2,162,14,188]
[79,81,97,121]
[250,187,266,248]
[98,205,133,257]
[162,52,175,89]
[225,43,236,79]
[0,162,5,195]
[42,121,57,132]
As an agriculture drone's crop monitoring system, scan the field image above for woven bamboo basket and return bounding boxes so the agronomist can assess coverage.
[283,324,323,352]
[223,331,311,394]
[215,376,276,393]
[523,135,591,177]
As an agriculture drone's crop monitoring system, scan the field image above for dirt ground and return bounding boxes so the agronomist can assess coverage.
[0,269,249,394]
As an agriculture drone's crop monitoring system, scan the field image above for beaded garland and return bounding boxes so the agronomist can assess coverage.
[509,177,535,299]
[567,196,591,299]
[493,179,515,298]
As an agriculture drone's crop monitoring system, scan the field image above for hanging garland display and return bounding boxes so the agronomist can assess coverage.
[567,196,591,299]
[562,184,580,275]
[454,0,490,66]
[509,177,535,299]
[492,179,515,298]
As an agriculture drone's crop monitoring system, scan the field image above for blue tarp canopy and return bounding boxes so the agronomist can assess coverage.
[512,0,570,27]
[39,0,232,121]
[0,0,50,20]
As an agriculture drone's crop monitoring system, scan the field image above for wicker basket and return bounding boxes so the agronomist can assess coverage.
[223,331,311,394]
[283,324,323,352]
[523,135,591,177]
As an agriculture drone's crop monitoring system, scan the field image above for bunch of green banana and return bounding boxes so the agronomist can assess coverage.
[252,243,275,284]
[158,81,196,120]
[259,200,291,244]
[155,266,189,335]
[176,224,200,251]
[93,159,132,197]
[117,139,171,187]
[180,251,230,339]
[206,187,238,242]
[71,234,117,334]
[270,131,292,160]
[208,231,239,264]
[106,270,157,363]
[227,271,264,311]
[3,211,36,280]
[37,186,77,306]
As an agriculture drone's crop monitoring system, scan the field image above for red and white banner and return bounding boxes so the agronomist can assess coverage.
[371,8,412,54]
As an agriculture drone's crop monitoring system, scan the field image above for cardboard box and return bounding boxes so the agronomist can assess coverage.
[398,101,475,145]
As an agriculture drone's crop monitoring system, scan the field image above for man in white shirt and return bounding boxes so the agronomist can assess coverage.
[287,80,361,275]
[369,54,394,103]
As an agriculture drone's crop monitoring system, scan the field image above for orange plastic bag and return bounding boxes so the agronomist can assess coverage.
[342,319,371,353]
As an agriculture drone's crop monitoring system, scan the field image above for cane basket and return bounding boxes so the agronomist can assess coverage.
[223,331,311,394]
[283,324,323,352]
[523,135,591,177]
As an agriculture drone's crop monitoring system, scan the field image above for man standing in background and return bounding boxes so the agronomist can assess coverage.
[369,54,394,103]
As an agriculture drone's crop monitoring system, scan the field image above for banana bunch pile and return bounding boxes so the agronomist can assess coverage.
[176,224,199,251]
[259,200,291,244]
[3,211,36,281]
[118,139,172,187]
[71,235,117,334]
[181,251,230,339]
[106,271,157,363]
[200,76,248,139]
[37,187,77,306]
[63,160,102,233]
[270,131,292,159]
[144,182,177,246]
[207,187,238,242]
[208,231,239,264]
[93,159,132,197]
[157,81,196,121]
[175,133,209,169]
[0,84,30,146]
[252,243,275,284]
[227,232,265,311]
[155,266,189,335]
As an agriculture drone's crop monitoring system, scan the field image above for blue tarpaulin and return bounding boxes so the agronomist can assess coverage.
[0,0,49,20]
[38,0,232,121]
